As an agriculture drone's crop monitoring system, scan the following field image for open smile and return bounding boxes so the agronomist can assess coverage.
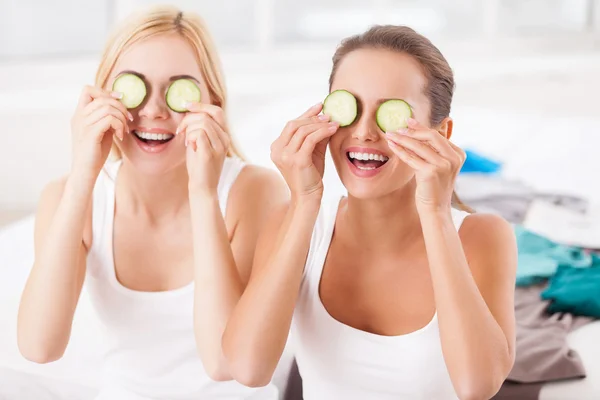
[345,148,390,178]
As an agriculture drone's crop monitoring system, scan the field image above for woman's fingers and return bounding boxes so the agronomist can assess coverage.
[286,121,336,153]
[77,85,120,111]
[279,114,330,147]
[387,134,447,167]
[186,123,223,152]
[182,102,227,131]
[388,141,429,170]
[84,96,133,122]
[85,105,129,141]
[297,123,339,160]
[90,114,124,143]
[186,128,212,153]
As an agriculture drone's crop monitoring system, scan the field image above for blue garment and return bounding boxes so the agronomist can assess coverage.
[515,225,593,286]
[542,259,600,318]
[459,149,502,174]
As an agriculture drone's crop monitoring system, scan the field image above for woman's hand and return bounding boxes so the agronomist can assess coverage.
[270,103,339,202]
[385,118,466,214]
[178,102,230,196]
[70,86,132,182]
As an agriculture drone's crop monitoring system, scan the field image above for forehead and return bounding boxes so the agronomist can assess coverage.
[112,33,202,81]
[331,48,427,105]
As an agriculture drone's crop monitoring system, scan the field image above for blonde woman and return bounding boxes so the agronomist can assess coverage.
[17,6,286,399]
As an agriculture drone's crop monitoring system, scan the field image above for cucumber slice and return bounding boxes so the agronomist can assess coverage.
[376,99,412,132]
[166,79,201,112]
[322,90,357,127]
[112,73,146,109]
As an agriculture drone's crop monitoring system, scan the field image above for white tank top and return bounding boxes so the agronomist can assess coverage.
[85,157,278,400]
[291,195,470,400]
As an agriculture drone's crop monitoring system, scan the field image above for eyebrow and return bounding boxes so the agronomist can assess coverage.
[115,71,200,83]
[169,74,200,83]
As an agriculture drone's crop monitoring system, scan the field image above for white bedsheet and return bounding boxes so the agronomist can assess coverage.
[0,366,97,400]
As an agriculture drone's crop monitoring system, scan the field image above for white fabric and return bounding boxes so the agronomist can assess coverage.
[524,200,600,249]
[292,195,470,400]
[85,157,278,400]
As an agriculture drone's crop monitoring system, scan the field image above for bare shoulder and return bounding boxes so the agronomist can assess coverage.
[458,212,517,275]
[228,164,289,219]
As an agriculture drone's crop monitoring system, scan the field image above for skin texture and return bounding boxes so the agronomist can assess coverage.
[223,48,517,400]
[16,33,288,382]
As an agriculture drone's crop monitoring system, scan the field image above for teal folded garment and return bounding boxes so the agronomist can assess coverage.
[515,225,593,287]
[542,258,600,318]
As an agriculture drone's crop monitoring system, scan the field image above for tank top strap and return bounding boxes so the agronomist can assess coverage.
[303,194,342,287]
[450,207,471,231]
[88,160,121,276]
[217,157,246,216]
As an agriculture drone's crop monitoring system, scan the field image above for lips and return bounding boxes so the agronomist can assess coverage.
[130,128,177,154]
[344,147,390,178]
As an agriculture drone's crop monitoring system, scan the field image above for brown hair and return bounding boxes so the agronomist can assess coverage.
[329,25,472,212]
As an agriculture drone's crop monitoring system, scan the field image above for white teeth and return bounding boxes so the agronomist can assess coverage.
[348,152,389,162]
[134,131,175,141]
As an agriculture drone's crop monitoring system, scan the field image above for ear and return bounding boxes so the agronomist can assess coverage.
[437,117,453,140]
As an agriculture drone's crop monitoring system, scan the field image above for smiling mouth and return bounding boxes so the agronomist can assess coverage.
[347,151,389,170]
[133,130,175,145]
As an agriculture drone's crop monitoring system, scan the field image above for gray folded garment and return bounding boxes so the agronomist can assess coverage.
[493,283,592,399]
[509,283,591,383]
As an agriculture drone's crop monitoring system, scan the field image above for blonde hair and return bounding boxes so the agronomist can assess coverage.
[94,5,243,160]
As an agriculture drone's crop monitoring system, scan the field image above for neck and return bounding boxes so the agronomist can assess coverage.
[340,179,423,252]
[117,160,190,222]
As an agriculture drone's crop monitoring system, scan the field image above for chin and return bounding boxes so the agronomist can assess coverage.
[120,145,185,177]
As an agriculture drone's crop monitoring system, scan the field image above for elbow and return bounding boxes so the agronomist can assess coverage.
[454,371,507,400]
[204,364,233,382]
[454,343,514,400]
[223,345,274,388]
[18,341,64,364]
[222,328,276,388]
[229,360,274,388]
[17,327,65,364]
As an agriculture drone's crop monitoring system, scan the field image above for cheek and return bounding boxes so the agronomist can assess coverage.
[328,129,346,148]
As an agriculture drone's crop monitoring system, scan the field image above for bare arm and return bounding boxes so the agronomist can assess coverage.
[421,211,517,400]
[17,85,129,364]
[222,103,338,387]
[386,118,517,399]
[191,166,288,381]
[222,197,321,387]
[17,175,93,363]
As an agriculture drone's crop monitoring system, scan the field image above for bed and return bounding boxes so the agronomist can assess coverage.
[2,84,599,398]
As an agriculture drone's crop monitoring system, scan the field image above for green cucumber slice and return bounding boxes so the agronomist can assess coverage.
[376,99,412,132]
[322,90,357,127]
[166,79,201,112]
[112,73,146,109]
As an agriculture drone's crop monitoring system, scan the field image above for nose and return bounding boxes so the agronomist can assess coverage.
[350,110,381,143]
[138,89,169,120]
